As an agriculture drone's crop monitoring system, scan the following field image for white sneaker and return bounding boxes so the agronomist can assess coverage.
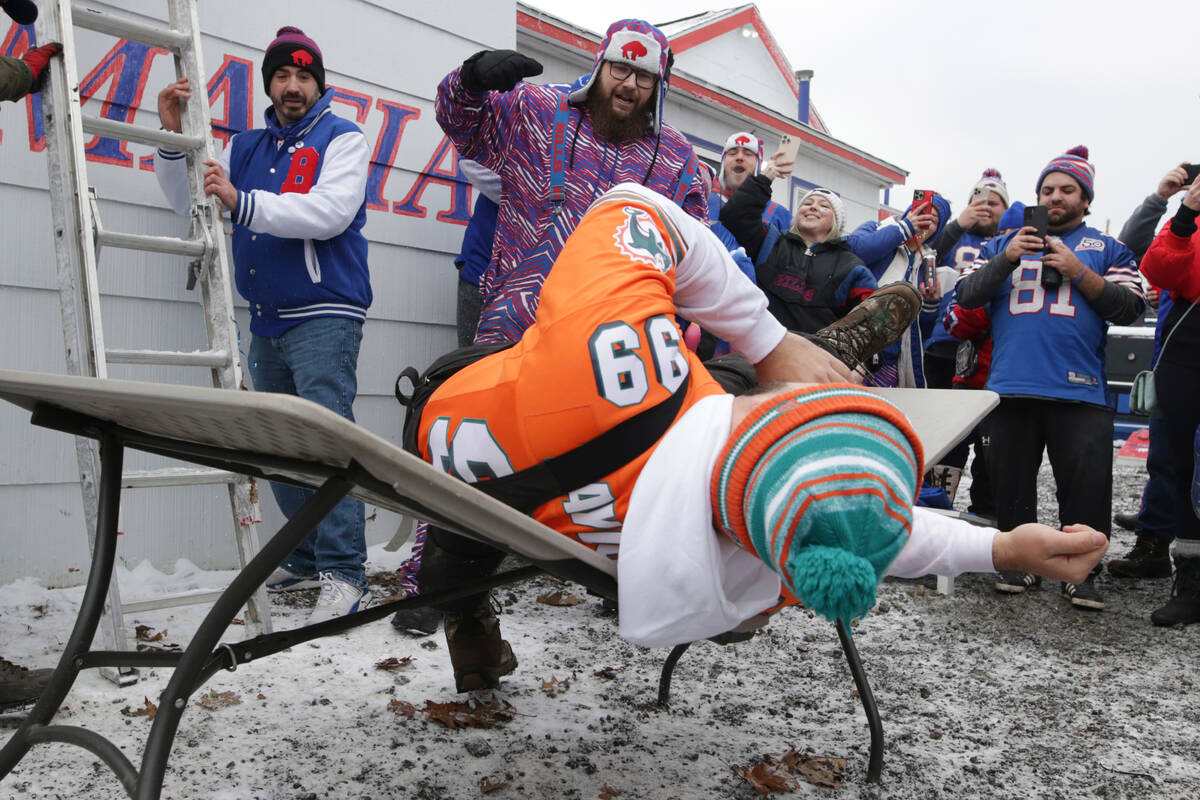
[308,572,374,625]
[265,567,321,592]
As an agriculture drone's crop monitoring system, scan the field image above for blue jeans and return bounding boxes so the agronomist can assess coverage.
[248,317,367,590]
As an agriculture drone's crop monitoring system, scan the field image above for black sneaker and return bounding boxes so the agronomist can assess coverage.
[1151,555,1200,627]
[390,605,442,637]
[1107,532,1172,579]
[995,572,1041,594]
[1062,576,1105,610]
[810,282,921,372]
[1113,512,1141,532]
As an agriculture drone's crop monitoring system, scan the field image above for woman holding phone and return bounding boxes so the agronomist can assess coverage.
[1138,176,1200,626]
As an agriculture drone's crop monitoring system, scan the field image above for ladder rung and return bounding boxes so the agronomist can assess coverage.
[105,348,231,368]
[71,4,192,50]
[82,115,203,153]
[121,589,226,615]
[122,467,240,488]
[97,229,207,257]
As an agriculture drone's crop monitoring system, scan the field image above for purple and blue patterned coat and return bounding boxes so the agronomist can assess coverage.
[435,21,706,344]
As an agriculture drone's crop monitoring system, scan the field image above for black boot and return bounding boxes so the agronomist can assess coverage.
[444,595,517,692]
[1113,511,1141,532]
[1151,555,1200,626]
[1107,531,1172,579]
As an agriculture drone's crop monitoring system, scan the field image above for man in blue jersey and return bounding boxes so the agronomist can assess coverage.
[155,26,373,623]
[923,169,1011,504]
[956,146,1145,610]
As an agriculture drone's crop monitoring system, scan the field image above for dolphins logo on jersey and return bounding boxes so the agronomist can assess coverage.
[614,207,673,273]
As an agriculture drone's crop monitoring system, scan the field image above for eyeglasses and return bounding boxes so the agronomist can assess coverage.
[606,62,656,90]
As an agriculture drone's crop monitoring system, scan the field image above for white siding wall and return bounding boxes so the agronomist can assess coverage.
[672,32,798,119]
[0,0,516,585]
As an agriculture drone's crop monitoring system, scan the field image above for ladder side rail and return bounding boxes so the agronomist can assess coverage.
[169,0,272,635]
[38,0,134,674]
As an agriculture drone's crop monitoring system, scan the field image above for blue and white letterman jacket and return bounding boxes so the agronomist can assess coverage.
[156,90,372,337]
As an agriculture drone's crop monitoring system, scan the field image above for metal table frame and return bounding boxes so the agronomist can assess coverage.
[0,371,994,795]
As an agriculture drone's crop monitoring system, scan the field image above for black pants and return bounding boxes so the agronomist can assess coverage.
[967,419,995,516]
[1157,357,1200,543]
[986,397,1113,537]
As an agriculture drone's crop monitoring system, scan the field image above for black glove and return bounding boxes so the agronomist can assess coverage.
[460,49,543,94]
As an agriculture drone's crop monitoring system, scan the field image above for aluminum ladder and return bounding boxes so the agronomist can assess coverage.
[36,0,272,683]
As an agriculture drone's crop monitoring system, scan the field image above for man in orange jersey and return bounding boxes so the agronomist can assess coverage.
[413,184,1109,693]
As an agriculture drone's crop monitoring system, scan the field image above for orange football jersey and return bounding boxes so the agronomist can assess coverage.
[419,189,725,556]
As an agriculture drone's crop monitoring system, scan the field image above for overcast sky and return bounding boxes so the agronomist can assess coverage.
[527,0,1199,235]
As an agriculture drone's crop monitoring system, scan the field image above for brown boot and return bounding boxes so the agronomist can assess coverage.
[443,596,517,692]
[810,282,921,371]
[0,657,52,711]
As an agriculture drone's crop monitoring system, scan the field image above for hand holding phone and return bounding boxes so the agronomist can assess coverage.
[911,189,935,215]
[1184,163,1200,186]
[1004,205,1049,265]
[1023,204,1049,240]
[774,134,801,169]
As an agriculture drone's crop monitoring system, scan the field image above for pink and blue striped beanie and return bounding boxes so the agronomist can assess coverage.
[568,19,672,134]
[1036,145,1094,201]
[711,384,923,625]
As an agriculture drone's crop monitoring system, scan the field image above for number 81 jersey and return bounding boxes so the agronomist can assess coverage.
[418,187,729,557]
[974,222,1142,405]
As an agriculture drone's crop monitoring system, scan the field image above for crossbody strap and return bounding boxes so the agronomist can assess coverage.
[1151,298,1198,373]
[473,372,692,513]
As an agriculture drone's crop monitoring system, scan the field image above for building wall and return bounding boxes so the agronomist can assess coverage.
[1,3,901,586]
[0,0,515,585]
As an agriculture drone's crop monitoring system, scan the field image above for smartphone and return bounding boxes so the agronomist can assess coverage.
[775,134,800,168]
[1184,163,1200,186]
[1024,205,1049,239]
[910,189,935,214]
[970,184,988,203]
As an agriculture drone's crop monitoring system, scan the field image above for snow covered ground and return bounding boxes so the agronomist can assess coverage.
[2,449,1199,799]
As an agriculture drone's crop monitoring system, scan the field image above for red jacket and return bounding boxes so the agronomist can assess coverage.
[1141,221,1200,304]
[944,303,992,390]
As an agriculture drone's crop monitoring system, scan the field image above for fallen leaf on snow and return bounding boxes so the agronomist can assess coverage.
[480,776,508,793]
[539,674,573,697]
[593,666,624,680]
[257,693,266,700]
[134,625,167,642]
[195,690,242,710]
[736,761,795,795]
[777,750,846,789]
[375,656,414,672]
[388,699,416,718]
[598,784,623,799]
[536,590,583,607]
[421,697,514,729]
[119,697,157,720]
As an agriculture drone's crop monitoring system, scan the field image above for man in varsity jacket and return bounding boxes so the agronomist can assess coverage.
[957,146,1145,611]
[154,26,373,624]
[412,183,1108,693]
